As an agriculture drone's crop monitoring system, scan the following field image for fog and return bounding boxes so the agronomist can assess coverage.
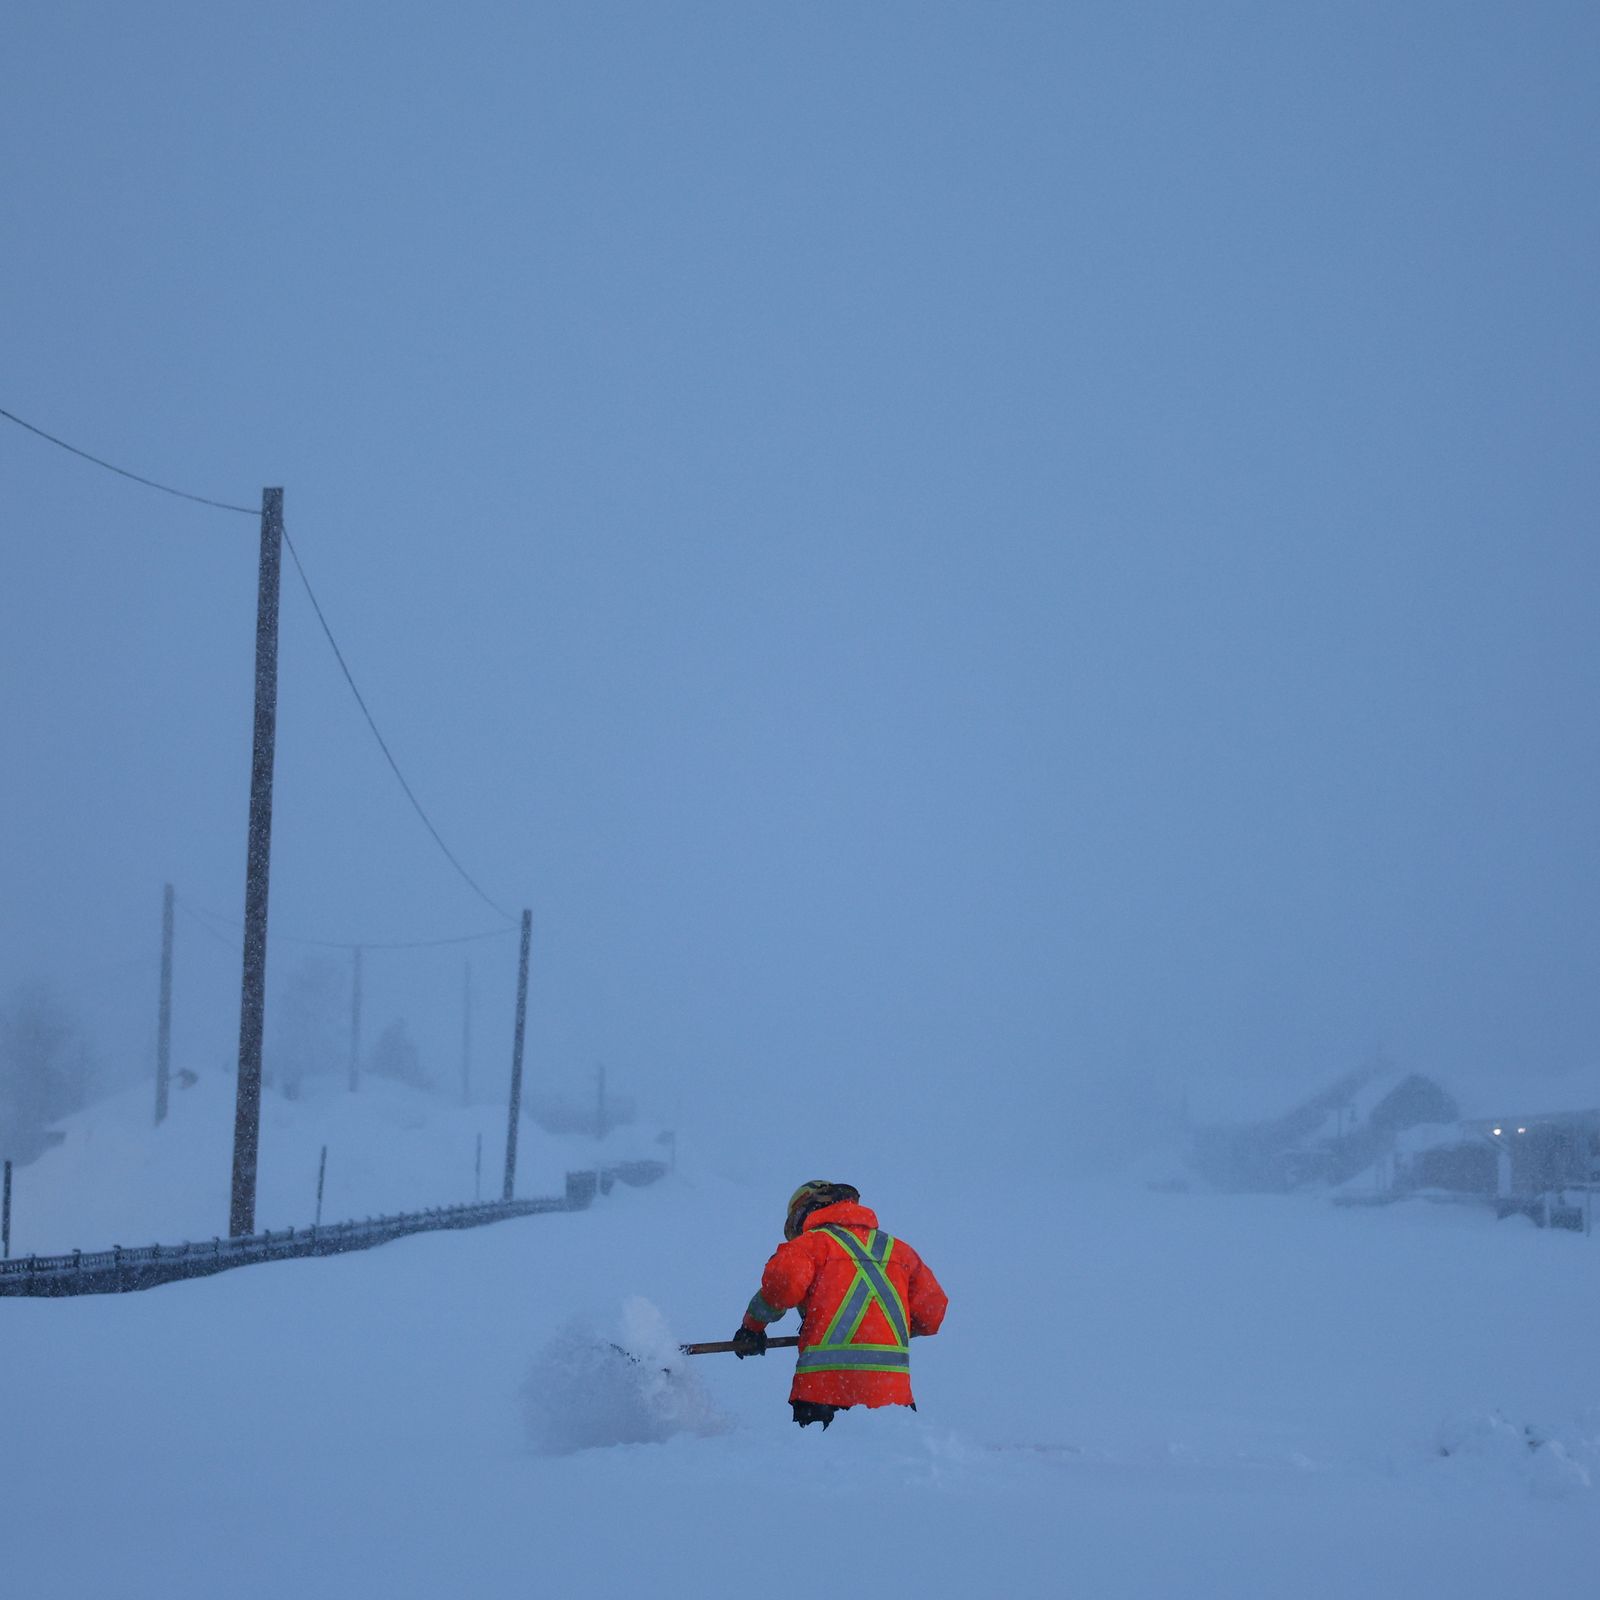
[3,4,1597,1197]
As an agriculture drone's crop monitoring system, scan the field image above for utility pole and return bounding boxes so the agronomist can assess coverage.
[461,959,472,1107]
[2,1160,11,1260]
[502,909,532,1202]
[315,1144,327,1226]
[229,488,283,1240]
[154,882,175,1126]
[349,945,363,1093]
[595,1062,607,1141]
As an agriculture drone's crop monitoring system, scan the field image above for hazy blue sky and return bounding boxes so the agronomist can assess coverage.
[3,3,1597,1176]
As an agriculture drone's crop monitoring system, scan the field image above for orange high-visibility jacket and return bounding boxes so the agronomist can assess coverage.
[741,1200,948,1409]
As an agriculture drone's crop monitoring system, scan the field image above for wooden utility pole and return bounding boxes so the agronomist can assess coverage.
[2,1160,11,1260]
[461,959,472,1107]
[315,1144,328,1226]
[349,945,363,1092]
[595,1062,607,1141]
[502,909,532,1201]
[229,488,284,1240]
[154,882,175,1126]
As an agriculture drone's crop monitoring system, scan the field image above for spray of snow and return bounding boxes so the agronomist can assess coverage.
[520,1297,730,1455]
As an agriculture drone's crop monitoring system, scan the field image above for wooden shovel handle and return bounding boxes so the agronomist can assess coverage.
[680,1335,802,1355]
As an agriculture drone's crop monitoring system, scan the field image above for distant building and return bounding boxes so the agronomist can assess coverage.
[1392,1108,1600,1227]
[1190,1068,1457,1194]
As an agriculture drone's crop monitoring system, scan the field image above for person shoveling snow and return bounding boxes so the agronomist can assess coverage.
[721,1180,948,1431]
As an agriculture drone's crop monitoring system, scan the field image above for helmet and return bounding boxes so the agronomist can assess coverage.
[784,1180,860,1240]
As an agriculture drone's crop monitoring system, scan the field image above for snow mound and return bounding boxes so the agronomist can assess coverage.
[1435,1410,1597,1498]
[520,1297,730,1455]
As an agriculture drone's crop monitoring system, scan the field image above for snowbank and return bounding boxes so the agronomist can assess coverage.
[3,1071,668,1254]
[0,1153,1596,1598]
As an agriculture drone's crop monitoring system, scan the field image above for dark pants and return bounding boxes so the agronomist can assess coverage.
[792,1400,915,1429]
[791,1401,841,1429]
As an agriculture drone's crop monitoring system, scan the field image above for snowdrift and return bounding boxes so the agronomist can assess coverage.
[3,1071,668,1255]
[0,1137,1596,1598]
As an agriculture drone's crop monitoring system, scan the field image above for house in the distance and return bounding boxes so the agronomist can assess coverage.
[1391,1107,1600,1229]
[1189,1067,1458,1194]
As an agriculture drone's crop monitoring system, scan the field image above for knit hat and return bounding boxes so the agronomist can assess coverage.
[784,1180,860,1240]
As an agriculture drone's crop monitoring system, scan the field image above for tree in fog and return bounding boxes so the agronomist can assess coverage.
[366,1018,432,1091]
[0,983,92,1157]
[269,958,345,1099]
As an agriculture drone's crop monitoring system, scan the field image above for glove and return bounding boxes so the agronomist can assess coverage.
[732,1325,768,1359]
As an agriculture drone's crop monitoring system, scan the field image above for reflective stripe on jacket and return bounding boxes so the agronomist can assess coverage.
[741,1200,947,1410]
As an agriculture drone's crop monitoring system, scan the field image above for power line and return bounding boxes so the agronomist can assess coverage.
[279,529,518,927]
[180,905,247,960]
[2,400,522,929]
[0,405,258,515]
[178,897,514,953]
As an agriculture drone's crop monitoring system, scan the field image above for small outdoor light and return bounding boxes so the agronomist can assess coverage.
[1517,1127,1527,1135]
[1492,1127,1503,1136]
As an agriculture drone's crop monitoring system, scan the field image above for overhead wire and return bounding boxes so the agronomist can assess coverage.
[1,402,521,929]
[179,903,251,960]
[279,530,518,927]
[0,404,258,515]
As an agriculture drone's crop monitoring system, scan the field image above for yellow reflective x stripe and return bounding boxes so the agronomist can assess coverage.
[817,1231,879,1348]
[816,1227,910,1351]
[821,1274,872,1348]
[823,1227,908,1348]
[842,1233,895,1344]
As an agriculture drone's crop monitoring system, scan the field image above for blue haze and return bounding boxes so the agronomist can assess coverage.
[1,3,1597,1184]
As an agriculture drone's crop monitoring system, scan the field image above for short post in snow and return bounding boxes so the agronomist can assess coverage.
[502,909,533,1202]
[315,1144,328,1227]
[2,1160,11,1260]
[155,882,175,1126]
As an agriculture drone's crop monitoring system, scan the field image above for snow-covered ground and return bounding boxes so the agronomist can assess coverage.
[2,1072,662,1255]
[2,1089,1597,1597]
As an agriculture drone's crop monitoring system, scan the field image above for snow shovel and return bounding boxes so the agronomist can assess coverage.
[680,1331,925,1355]
[680,1335,802,1355]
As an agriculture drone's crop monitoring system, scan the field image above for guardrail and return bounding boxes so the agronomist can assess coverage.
[0,1159,668,1298]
